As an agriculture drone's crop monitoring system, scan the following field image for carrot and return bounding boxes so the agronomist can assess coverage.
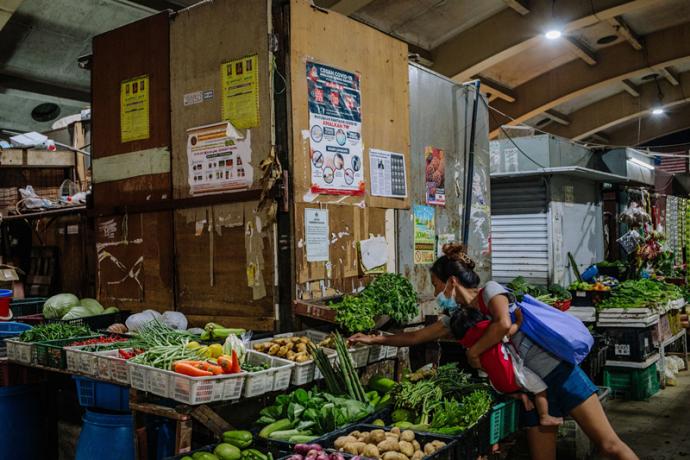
[218,355,234,374]
[230,350,241,374]
[174,362,213,377]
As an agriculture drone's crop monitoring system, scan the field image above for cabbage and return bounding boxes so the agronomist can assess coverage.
[62,306,94,320]
[103,306,119,315]
[125,310,160,332]
[223,334,247,364]
[43,293,79,319]
[80,298,104,315]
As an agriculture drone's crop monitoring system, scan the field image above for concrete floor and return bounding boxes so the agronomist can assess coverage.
[596,371,690,460]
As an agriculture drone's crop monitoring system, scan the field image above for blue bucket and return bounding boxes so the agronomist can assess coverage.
[0,322,32,337]
[75,410,135,460]
[0,384,45,459]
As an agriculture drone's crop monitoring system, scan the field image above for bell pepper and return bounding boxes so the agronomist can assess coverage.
[222,430,253,449]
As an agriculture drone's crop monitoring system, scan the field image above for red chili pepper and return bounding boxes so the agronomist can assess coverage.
[69,336,127,347]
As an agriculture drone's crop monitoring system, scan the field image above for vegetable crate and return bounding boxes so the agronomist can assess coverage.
[65,346,101,377]
[600,326,655,362]
[570,290,610,307]
[243,350,295,398]
[320,424,457,460]
[128,361,247,404]
[487,399,519,445]
[603,364,659,400]
[5,338,36,364]
[368,332,396,363]
[35,335,101,370]
[580,335,609,385]
[46,311,125,330]
[96,348,133,385]
[10,298,46,317]
[73,375,129,412]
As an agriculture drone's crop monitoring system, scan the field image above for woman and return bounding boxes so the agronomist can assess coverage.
[349,243,637,460]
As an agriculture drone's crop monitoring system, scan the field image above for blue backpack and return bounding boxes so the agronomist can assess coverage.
[510,294,593,365]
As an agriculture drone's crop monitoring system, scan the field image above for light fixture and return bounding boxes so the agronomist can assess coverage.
[545,29,562,40]
[628,157,655,170]
[651,107,664,115]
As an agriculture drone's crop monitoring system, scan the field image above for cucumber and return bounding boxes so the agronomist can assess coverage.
[259,418,291,439]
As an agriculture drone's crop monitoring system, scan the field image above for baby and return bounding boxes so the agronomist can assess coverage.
[450,307,563,427]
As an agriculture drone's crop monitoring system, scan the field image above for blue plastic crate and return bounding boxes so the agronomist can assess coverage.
[73,376,130,412]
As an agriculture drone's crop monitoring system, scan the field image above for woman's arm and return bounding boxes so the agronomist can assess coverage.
[349,321,450,347]
[466,294,512,367]
[508,308,523,337]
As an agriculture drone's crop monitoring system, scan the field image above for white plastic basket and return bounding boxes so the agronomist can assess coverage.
[313,349,338,381]
[96,349,131,385]
[385,345,398,359]
[64,346,83,373]
[171,371,246,405]
[271,355,295,392]
[127,361,150,393]
[368,344,387,363]
[243,351,277,398]
[5,339,35,365]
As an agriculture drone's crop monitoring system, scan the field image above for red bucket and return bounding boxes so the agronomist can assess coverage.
[0,290,12,319]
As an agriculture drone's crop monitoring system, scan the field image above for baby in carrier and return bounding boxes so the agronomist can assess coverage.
[450,307,563,426]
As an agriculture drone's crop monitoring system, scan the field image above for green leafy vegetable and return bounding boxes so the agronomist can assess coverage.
[19,322,93,342]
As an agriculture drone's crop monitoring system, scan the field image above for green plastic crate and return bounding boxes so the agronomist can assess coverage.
[603,364,659,401]
[35,335,101,369]
[10,298,47,317]
[488,399,519,445]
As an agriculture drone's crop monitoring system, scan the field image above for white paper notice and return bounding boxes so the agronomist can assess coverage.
[305,208,329,262]
[186,121,253,196]
[369,148,407,198]
[359,236,388,270]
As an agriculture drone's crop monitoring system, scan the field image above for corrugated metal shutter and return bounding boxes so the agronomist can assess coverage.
[491,179,549,285]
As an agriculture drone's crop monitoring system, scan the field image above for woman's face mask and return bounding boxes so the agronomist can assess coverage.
[436,290,459,313]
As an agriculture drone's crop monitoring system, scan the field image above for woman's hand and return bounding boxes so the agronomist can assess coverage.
[348,333,379,345]
[466,348,482,369]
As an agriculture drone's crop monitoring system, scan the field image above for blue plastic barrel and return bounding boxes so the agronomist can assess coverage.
[75,410,135,460]
[0,384,44,459]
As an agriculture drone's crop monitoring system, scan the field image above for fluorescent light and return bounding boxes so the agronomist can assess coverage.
[628,158,655,170]
[651,107,664,115]
[545,30,562,40]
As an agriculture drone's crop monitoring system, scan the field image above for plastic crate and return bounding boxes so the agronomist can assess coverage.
[0,322,32,358]
[73,375,129,412]
[14,314,45,325]
[272,355,296,392]
[600,326,655,362]
[243,350,294,398]
[96,348,133,385]
[5,338,36,364]
[321,424,457,460]
[35,335,101,369]
[487,399,519,445]
[9,298,46,317]
[581,335,609,385]
[46,311,125,330]
[569,290,610,306]
[603,364,659,400]
[63,346,101,376]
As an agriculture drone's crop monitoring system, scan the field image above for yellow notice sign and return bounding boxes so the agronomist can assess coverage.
[220,55,259,129]
[120,75,150,143]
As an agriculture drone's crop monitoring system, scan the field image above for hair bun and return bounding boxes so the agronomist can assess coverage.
[442,242,475,269]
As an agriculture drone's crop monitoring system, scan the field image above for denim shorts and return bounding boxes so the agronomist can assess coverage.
[520,361,598,427]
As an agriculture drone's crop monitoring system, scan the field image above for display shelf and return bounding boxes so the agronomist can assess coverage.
[293,298,338,323]
[605,353,660,369]
[661,330,687,348]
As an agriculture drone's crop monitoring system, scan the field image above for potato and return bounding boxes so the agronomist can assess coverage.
[383,452,407,460]
[358,432,371,443]
[295,342,308,353]
[300,337,310,344]
[423,444,436,456]
[411,440,420,452]
[431,440,446,449]
[386,434,399,442]
[253,343,266,352]
[274,338,289,346]
[334,436,357,449]
[362,445,380,459]
[370,430,386,443]
[399,441,414,457]
[377,439,400,453]
[294,352,309,363]
[277,345,289,357]
[267,344,280,355]
[290,336,301,343]
[350,431,361,439]
[411,451,424,460]
[343,442,366,455]
[400,430,415,442]
[390,427,401,436]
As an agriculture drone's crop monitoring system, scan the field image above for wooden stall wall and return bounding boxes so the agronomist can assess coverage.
[169,0,276,330]
[288,0,410,299]
[91,12,171,211]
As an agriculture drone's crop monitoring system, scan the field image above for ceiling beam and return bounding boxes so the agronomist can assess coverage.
[605,102,690,146]
[431,0,656,82]
[563,37,598,66]
[607,16,643,50]
[0,0,24,31]
[587,133,610,144]
[488,21,690,138]
[545,71,690,141]
[544,109,571,126]
[658,67,680,86]
[621,79,640,97]
[478,77,515,103]
[0,72,90,103]
[502,0,530,15]
[121,0,183,11]
[329,0,375,16]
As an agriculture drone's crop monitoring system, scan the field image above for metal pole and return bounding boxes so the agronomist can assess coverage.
[462,81,481,246]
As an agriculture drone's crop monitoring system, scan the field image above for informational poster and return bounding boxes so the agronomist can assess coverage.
[414,205,435,264]
[221,55,260,129]
[120,75,150,143]
[186,122,253,196]
[437,233,456,257]
[307,61,364,195]
[425,146,445,206]
[369,148,407,198]
[305,208,329,262]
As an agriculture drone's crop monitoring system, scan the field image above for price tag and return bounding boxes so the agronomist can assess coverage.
[576,291,587,298]
[615,344,631,356]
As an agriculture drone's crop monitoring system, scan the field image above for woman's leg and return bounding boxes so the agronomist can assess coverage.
[526,426,557,460]
[569,394,638,460]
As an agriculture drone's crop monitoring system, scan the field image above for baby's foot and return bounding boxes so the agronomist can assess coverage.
[520,395,535,411]
[540,415,564,426]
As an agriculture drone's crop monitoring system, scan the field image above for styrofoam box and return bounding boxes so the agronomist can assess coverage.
[96,349,131,385]
[5,339,35,365]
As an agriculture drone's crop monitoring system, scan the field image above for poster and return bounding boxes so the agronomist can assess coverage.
[120,75,150,143]
[221,55,259,129]
[414,205,435,264]
[369,148,407,198]
[305,208,329,262]
[307,61,364,195]
[186,122,253,196]
[425,146,445,205]
[437,233,456,257]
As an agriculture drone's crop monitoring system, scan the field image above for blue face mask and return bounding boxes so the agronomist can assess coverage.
[436,291,458,313]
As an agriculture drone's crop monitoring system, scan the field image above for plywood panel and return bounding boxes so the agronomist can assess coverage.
[95,212,174,312]
[174,203,274,332]
[170,0,272,199]
[289,0,410,209]
[91,12,171,210]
